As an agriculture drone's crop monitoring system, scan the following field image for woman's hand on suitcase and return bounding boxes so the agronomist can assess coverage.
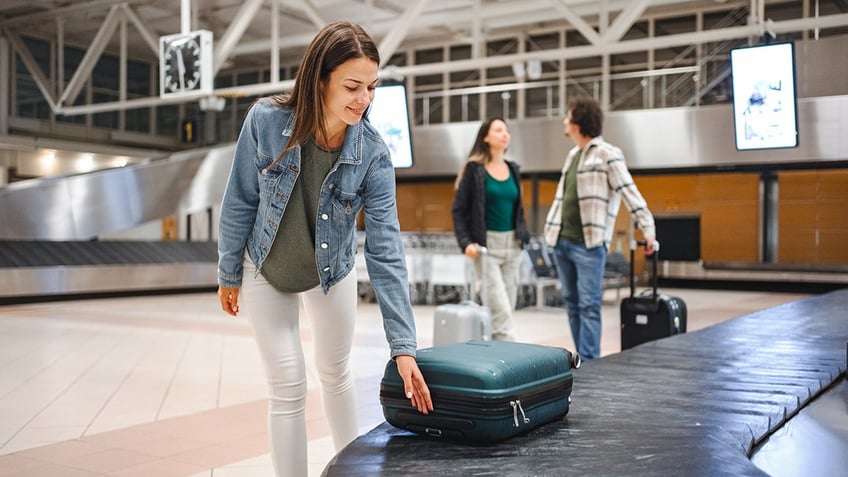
[395,355,434,414]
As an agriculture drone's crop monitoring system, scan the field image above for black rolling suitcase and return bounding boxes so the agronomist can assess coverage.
[380,340,581,443]
[620,240,687,350]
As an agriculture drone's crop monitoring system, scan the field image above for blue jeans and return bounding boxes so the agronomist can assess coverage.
[552,240,607,360]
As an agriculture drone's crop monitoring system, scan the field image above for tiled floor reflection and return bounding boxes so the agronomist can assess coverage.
[0,288,810,476]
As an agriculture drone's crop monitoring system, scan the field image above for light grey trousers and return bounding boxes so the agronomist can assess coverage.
[474,230,524,341]
[240,255,359,477]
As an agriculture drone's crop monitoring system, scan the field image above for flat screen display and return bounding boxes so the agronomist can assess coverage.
[730,42,798,151]
[368,83,414,168]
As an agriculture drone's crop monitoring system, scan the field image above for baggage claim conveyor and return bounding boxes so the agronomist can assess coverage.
[323,289,848,477]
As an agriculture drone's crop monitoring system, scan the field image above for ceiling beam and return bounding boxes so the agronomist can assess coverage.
[5,31,57,109]
[378,0,429,66]
[57,4,121,107]
[286,0,326,29]
[119,4,159,55]
[0,0,130,27]
[232,0,562,56]
[213,0,264,74]
[549,0,601,45]
[602,0,650,44]
[51,10,848,116]
[389,12,848,75]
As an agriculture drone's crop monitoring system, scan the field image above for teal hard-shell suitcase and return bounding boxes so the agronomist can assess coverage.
[380,340,580,443]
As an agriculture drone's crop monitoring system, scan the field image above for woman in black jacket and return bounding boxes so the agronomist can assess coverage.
[452,117,530,341]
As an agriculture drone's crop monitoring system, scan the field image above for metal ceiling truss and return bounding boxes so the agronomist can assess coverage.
[1,0,847,117]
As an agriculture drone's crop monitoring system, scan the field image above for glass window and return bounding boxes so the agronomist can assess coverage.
[15,37,51,119]
[125,107,151,133]
[157,104,179,136]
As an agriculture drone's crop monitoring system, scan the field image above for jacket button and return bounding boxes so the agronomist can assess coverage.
[323,267,330,272]
[321,213,329,220]
[320,242,328,249]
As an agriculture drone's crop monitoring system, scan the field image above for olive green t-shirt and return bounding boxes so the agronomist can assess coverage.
[261,139,339,292]
[559,150,584,243]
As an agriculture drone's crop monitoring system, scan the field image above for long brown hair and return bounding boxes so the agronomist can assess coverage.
[265,22,380,169]
[454,117,506,189]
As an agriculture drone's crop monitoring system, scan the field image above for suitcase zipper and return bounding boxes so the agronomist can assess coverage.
[510,400,530,427]
[381,379,572,422]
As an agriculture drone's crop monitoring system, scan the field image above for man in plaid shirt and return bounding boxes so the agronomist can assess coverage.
[544,96,656,360]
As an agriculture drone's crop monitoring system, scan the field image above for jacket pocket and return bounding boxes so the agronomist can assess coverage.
[331,189,362,217]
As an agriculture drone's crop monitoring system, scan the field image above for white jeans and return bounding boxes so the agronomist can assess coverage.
[240,255,358,477]
[474,230,524,341]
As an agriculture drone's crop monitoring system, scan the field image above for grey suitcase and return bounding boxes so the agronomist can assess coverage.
[433,302,493,344]
[432,247,493,345]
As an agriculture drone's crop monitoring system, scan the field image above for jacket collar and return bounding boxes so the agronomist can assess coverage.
[280,112,363,166]
[583,135,605,152]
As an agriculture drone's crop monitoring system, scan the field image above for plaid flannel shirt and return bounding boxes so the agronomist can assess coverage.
[544,136,655,249]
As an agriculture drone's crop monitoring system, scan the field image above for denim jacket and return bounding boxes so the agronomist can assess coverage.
[217,99,417,357]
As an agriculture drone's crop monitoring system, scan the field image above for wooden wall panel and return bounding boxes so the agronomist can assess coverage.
[819,232,848,263]
[634,175,699,212]
[396,183,455,232]
[699,204,759,262]
[778,170,848,265]
[396,167,847,267]
[779,202,818,230]
[396,184,422,231]
[778,172,816,263]
[817,203,848,228]
[818,170,848,199]
[535,180,560,205]
[779,230,817,263]
[697,173,760,262]
[698,173,759,201]
[780,171,817,200]
[632,173,760,263]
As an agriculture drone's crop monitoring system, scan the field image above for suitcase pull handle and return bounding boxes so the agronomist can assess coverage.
[510,400,530,427]
[629,239,661,302]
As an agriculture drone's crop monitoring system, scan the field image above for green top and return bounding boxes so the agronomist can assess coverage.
[485,168,519,232]
[261,139,339,292]
[559,149,584,243]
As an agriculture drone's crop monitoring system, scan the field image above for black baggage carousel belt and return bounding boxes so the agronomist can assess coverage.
[323,289,848,476]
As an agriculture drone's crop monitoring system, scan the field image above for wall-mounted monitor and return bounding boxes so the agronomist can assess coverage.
[730,42,798,151]
[368,83,414,168]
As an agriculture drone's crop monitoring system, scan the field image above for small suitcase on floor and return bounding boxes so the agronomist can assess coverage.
[432,302,493,344]
[432,248,493,345]
[620,240,687,350]
[380,340,581,443]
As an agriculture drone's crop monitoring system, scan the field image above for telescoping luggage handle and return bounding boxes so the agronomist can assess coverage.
[476,246,489,307]
[628,239,661,302]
